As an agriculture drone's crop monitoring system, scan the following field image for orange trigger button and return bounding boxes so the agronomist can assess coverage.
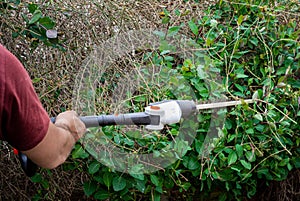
[150,105,160,110]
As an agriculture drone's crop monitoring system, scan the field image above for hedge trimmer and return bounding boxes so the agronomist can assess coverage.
[18,99,254,177]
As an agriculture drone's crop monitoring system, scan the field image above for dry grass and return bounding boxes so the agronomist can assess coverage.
[0,0,299,200]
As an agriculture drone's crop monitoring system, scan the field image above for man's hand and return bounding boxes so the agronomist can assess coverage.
[23,111,86,169]
[55,111,86,141]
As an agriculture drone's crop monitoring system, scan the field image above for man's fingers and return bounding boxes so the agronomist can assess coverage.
[55,111,86,140]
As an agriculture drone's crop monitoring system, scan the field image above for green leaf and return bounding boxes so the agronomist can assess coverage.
[153,191,161,201]
[162,16,170,24]
[246,151,256,162]
[254,113,263,121]
[174,140,191,158]
[231,167,241,172]
[88,161,100,174]
[225,119,233,129]
[160,50,170,55]
[29,10,42,24]
[234,83,245,92]
[130,174,144,181]
[182,182,191,191]
[168,26,181,36]
[28,3,38,14]
[150,175,160,186]
[124,138,134,146]
[103,172,113,188]
[188,20,199,35]
[136,179,147,193]
[197,65,208,79]
[112,177,127,191]
[72,144,89,159]
[164,176,174,189]
[246,128,254,134]
[83,181,97,196]
[279,158,289,166]
[31,173,42,183]
[188,158,200,170]
[228,151,238,165]
[236,73,249,78]
[255,124,265,132]
[293,157,300,168]
[250,37,259,46]
[256,168,269,178]
[129,164,144,180]
[206,37,214,46]
[235,144,243,157]
[183,156,200,170]
[39,16,55,29]
[94,189,110,200]
[252,90,261,100]
[237,15,244,25]
[12,32,19,38]
[155,186,163,193]
[32,77,41,84]
[240,160,251,170]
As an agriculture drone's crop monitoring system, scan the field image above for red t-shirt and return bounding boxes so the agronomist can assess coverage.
[0,44,50,151]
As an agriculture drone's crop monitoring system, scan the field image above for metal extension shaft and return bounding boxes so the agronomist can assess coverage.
[196,99,254,110]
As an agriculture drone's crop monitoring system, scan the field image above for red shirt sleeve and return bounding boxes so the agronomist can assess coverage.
[0,44,50,151]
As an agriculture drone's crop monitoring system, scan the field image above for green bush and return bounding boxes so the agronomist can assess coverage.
[73,1,299,201]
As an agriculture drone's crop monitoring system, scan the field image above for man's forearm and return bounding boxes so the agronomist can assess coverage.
[23,123,78,169]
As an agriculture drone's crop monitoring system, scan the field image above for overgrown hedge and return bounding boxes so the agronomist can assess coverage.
[1,0,300,200]
[71,1,299,200]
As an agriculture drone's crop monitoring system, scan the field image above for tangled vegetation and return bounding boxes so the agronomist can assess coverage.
[0,0,299,200]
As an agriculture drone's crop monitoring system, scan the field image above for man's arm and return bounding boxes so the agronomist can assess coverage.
[0,44,86,169]
[23,111,86,169]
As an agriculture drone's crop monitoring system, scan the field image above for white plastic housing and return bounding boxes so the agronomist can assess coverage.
[144,101,182,130]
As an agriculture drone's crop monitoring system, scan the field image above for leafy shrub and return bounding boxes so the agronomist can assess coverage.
[74,1,299,201]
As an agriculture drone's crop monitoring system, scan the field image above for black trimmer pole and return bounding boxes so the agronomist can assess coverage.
[19,112,161,177]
